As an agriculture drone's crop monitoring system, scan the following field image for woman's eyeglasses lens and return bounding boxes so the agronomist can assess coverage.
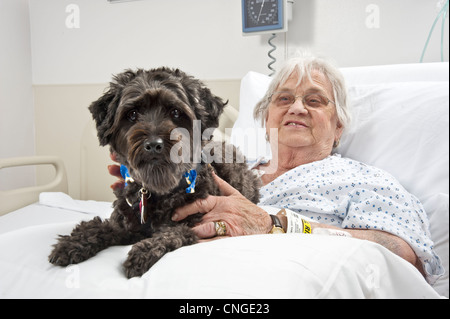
[271,92,331,108]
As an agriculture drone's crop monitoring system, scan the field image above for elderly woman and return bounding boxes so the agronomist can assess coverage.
[170,54,442,283]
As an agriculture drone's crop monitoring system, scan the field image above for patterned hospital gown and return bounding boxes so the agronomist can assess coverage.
[254,154,443,283]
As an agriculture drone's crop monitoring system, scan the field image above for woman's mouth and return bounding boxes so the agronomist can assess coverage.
[285,121,308,128]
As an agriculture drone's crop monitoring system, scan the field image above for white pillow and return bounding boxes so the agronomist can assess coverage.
[338,82,449,206]
[340,62,449,86]
[231,72,271,160]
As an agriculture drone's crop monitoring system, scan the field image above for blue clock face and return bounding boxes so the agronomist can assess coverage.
[245,0,280,28]
[242,0,284,33]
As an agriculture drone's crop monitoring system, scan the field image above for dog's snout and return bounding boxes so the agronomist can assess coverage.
[144,138,164,154]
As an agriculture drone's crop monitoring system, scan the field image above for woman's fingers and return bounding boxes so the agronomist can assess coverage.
[172,196,219,222]
[172,171,271,238]
[212,171,240,197]
[173,172,244,222]
[108,153,125,190]
[108,164,122,179]
[192,222,217,239]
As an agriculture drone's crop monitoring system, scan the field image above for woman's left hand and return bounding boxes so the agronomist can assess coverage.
[172,172,272,239]
[108,152,125,191]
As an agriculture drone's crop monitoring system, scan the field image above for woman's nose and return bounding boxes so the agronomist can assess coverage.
[288,99,308,115]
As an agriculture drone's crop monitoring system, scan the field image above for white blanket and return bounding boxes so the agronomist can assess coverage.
[0,198,442,299]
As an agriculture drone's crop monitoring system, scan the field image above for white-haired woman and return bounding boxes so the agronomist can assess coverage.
[172,54,442,282]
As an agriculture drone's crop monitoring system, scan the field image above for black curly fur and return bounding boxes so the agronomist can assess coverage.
[48,67,260,278]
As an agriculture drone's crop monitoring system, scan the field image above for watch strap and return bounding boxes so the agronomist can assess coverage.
[269,214,285,234]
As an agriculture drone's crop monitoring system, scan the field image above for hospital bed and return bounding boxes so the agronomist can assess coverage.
[0,62,448,299]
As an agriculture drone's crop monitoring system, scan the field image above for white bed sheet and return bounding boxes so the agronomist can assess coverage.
[0,195,442,299]
[0,194,113,235]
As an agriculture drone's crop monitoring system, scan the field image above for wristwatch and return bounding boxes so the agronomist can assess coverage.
[269,215,286,234]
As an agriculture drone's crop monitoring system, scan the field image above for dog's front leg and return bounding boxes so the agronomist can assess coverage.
[49,216,139,266]
[123,224,197,278]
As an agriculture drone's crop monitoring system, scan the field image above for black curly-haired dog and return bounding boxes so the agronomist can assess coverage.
[48,67,260,278]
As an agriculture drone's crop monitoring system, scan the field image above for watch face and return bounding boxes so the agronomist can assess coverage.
[245,0,280,29]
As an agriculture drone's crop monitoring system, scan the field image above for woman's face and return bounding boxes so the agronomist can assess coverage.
[266,70,343,157]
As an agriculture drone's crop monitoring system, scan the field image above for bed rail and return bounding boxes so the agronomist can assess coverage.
[0,156,68,216]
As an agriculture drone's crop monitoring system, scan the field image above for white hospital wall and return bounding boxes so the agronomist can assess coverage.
[29,0,449,85]
[0,0,35,191]
[29,0,268,84]
[286,0,449,67]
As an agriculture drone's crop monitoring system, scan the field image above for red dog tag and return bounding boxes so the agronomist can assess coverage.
[139,188,149,224]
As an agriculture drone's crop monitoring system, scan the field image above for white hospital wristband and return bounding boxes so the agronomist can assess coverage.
[278,208,313,234]
[279,209,352,237]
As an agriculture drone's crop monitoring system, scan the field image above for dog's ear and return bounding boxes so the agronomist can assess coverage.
[88,88,119,146]
[198,87,228,129]
[88,70,141,146]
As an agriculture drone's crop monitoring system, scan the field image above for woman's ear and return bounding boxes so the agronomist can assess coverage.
[334,121,344,147]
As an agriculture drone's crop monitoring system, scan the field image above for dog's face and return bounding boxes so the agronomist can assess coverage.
[89,68,226,194]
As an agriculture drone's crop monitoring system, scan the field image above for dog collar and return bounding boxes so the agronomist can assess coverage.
[120,165,199,194]
[120,165,135,187]
[120,164,203,225]
[183,169,198,194]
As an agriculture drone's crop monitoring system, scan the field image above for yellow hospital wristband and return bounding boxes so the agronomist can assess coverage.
[302,219,312,234]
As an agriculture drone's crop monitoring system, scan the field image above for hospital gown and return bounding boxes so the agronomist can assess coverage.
[254,154,443,284]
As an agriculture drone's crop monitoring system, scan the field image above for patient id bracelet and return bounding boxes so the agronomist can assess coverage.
[278,208,312,234]
[302,219,312,234]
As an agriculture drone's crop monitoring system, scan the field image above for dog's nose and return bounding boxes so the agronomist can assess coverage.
[144,138,164,154]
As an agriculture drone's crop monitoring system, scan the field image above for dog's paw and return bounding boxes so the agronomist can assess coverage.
[123,240,166,278]
[48,235,89,266]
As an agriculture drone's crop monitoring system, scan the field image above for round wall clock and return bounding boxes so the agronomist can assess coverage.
[242,0,287,35]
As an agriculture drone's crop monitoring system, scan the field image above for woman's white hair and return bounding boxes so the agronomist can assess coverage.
[254,52,351,130]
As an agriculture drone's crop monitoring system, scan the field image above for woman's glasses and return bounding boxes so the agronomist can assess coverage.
[270,92,335,108]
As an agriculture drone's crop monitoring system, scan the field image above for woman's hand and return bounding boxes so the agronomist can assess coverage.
[108,152,125,191]
[172,172,272,239]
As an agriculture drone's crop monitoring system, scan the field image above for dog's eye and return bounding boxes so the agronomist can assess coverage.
[127,110,138,122]
[170,109,182,119]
